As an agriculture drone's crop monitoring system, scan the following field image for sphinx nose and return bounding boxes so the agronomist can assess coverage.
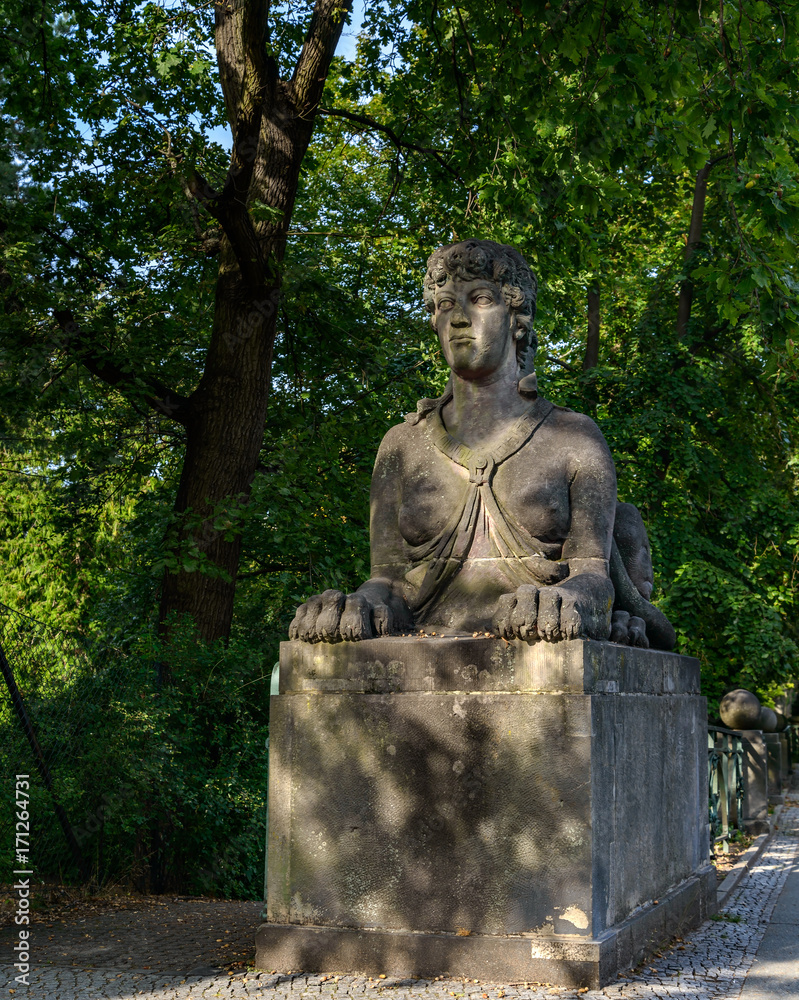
[450,304,470,327]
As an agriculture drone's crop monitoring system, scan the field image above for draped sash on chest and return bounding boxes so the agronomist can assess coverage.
[407,397,568,622]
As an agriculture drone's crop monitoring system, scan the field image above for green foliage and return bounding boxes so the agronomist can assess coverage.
[0,618,270,896]
[1,0,799,894]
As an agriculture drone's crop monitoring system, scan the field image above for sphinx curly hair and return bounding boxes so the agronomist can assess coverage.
[423,240,539,368]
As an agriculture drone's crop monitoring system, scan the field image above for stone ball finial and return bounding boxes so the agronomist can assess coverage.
[759,706,778,733]
[774,710,787,730]
[719,689,762,730]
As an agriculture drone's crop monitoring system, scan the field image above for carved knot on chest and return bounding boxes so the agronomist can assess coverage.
[468,454,496,486]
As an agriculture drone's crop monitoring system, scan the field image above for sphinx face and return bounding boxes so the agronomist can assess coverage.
[431,277,519,380]
[614,502,655,601]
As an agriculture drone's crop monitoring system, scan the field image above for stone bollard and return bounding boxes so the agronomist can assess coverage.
[738,731,769,834]
[720,689,761,730]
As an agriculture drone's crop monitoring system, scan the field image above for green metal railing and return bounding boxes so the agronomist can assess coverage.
[708,726,745,853]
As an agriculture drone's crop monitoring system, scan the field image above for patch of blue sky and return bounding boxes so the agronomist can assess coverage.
[50,1,383,157]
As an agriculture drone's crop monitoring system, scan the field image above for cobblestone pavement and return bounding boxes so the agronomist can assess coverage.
[2,803,797,1000]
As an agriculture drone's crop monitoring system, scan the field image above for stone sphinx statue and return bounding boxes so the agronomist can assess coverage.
[289,240,675,651]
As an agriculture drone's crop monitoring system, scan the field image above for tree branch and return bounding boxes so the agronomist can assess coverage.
[211,0,278,287]
[237,563,297,578]
[292,0,353,116]
[185,169,270,289]
[218,7,275,208]
[115,96,264,282]
[215,0,272,133]
[53,310,191,424]
[544,353,582,375]
[318,106,462,180]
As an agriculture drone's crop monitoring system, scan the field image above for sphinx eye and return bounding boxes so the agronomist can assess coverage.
[437,297,455,311]
[473,292,494,305]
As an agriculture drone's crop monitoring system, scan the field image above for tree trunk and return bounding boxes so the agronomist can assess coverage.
[156,2,351,643]
[157,255,278,641]
[675,163,711,339]
[583,280,600,371]
[676,154,730,339]
[57,1,352,644]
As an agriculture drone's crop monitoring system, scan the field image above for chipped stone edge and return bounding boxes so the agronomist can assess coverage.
[255,867,715,990]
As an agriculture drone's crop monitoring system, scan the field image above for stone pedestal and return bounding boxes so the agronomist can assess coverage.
[764,734,784,804]
[256,638,714,988]
[739,731,769,835]
[779,735,789,780]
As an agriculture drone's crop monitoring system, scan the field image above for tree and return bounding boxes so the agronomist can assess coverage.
[2,0,799,705]
[3,0,359,644]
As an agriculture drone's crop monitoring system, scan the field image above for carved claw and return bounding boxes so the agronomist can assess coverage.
[558,588,585,640]
[609,610,630,644]
[317,589,346,641]
[628,615,649,648]
[298,594,323,642]
[288,604,305,640]
[372,603,394,637]
[610,609,649,648]
[510,584,538,639]
[537,586,562,642]
[493,592,518,640]
[340,593,373,641]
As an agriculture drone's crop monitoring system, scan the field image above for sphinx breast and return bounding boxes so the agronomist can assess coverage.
[491,458,571,548]
[398,466,469,548]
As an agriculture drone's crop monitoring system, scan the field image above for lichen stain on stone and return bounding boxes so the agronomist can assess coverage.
[457,662,479,684]
[559,905,589,929]
[489,641,518,681]
[558,819,588,850]
[531,916,556,935]
[363,658,387,678]
[290,891,323,925]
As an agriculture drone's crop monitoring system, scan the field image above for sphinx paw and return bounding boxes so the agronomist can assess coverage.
[610,610,649,648]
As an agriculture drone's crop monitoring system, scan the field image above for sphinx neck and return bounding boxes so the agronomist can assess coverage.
[443,360,533,450]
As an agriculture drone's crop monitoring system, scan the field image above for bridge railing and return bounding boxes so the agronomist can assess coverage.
[708,726,745,853]
[708,722,795,853]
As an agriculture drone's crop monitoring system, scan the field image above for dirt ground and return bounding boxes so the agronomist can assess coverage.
[0,883,260,973]
[710,834,756,878]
